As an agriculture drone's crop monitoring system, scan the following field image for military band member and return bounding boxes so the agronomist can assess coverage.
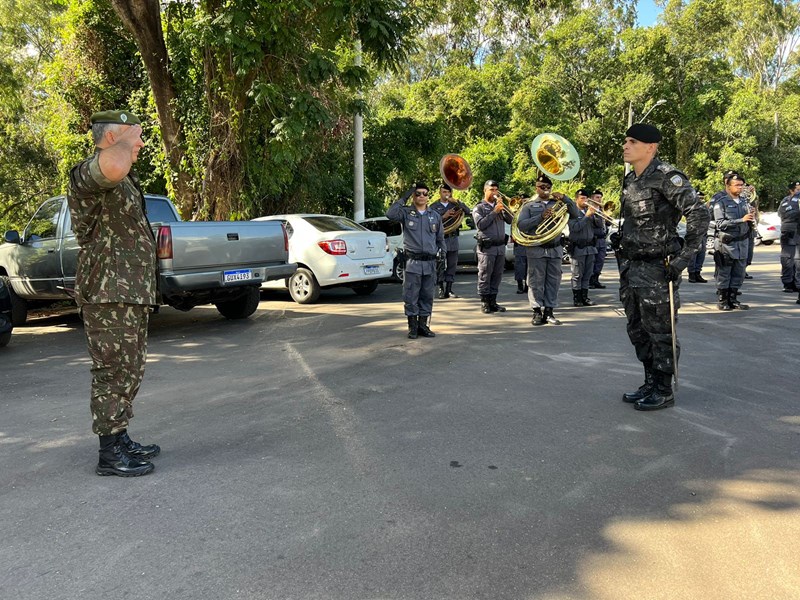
[430,183,471,299]
[712,172,754,311]
[778,180,800,293]
[589,189,609,289]
[618,123,709,411]
[516,174,580,325]
[68,109,161,477]
[687,190,709,283]
[567,189,599,307]
[743,182,757,280]
[472,180,513,314]
[387,182,446,339]
[512,195,531,294]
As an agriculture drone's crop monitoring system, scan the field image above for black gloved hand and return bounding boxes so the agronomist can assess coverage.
[665,257,688,282]
[400,185,416,203]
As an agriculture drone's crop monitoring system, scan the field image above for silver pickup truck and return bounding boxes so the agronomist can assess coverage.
[0,195,296,325]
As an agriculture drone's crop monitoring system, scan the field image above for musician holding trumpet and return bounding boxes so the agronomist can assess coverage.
[516,174,581,325]
[472,180,513,314]
[430,183,471,299]
[567,189,601,307]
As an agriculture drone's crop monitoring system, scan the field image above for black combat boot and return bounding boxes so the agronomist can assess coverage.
[417,316,436,338]
[516,280,525,294]
[717,289,732,311]
[588,274,598,288]
[543,307,561,325]
[489,294,506,312]
[796,292,800,305]
[119,430,160,460]
[729,289,749,310]
[96,434,154,477]
[695,273,707,283]
[635,371,674,411]
[623,364,654,403]
[688,272,698,283]
[480,295,492,314]
[436,283,446,299]
[593,275,606,289]
[531,308,545,326]
[445,281,458,298]
[581,289,595,306]
[572,289,584,307]
[407,315,419,339]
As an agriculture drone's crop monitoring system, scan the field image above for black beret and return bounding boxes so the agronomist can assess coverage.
[90,109,141,126]
[484,179,500,188]
[625,123,662,143]
[439,182,452,191]
[575,188,589,197]
[592,189,603,196]
[535,174,552,185]
[413,181,429,191]
[724,171,744,184]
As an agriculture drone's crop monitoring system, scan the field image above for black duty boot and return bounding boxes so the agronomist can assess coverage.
[436,283,446,299]
[687,272,698,283]
[407,315,419,339]
[717,289,732,311]
[516,280,525,294]
[729,289,749,310]
[417,316,435,338]
[572,289,584,307]
[489,294,506,312]
[593,275,607,289]
[480,295,492,314]
[446,281,458,298]
[96,434,154,477]
[623,365,654,403]
[635,371,675,411]
[695,273,707,283]
[796,292,800,305]
[543,307,561,325]
[531,308,545,326]
[744,272,753,279]
[119,430,160,460]
[581,289,595,306]
[588,274,598,288]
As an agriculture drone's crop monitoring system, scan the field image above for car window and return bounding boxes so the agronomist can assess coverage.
[146,197,180,223]
[25,198,62,240]
[303,216,366,232]
[361,220,402,237]
[462,215,476,231]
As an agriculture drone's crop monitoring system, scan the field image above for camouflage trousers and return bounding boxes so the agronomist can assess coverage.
[619,261,681,375]
[82,303,150,436]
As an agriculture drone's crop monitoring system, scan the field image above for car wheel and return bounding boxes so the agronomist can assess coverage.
[352,280,379,296]
[0,330,10,348]
[214,286,261,319]
[289,267,321,304]
[762,240,773,246]
[394,261,405,283]
[0,275,28,326]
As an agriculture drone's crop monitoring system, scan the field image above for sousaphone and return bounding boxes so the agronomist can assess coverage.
[439,154,472,234]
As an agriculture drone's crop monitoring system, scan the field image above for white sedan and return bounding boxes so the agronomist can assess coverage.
[253,214,392,304]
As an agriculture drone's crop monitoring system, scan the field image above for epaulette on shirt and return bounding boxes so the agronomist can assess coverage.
[656,161,689,187]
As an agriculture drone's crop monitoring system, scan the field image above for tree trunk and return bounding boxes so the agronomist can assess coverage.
[109,0,196,218]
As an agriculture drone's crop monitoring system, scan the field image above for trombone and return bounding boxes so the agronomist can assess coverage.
[584,198,616,225]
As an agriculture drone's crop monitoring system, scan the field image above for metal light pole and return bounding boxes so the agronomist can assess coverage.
[353,39,365,222]
[624,99,667,175]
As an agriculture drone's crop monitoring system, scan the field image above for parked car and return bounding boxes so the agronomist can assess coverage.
[0,195,295,325]
[254,214,392,303]
[754,220,780,246]
[0,276,13,347]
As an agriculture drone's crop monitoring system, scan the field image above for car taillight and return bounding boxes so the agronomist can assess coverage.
[767,226,776,231]
[318,239,347,255]
[157,225,173,259]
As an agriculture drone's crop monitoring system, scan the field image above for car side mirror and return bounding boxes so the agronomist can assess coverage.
[4,230,21,244]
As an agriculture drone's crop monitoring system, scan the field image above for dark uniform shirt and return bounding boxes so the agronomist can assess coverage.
[620,158,709,286]
[430,199,471,251]
[386,201,446,257]
[711,190,752,260]
[472,200,512,256]
[778,193,800,245]
[67,153,157,307]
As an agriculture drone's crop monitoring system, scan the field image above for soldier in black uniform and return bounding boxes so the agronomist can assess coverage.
[618,123,709,411]
[472,180,513,314]
[779,180,800,293]
[589,189,609,289]
[430,183,471,299]
[711,172,754,311]
[387,182,446,339]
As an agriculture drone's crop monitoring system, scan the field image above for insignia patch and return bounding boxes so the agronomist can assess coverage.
[670,175,683,186]
[120,113,128,123]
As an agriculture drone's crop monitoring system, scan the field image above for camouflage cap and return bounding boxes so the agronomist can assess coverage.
[89,110,141,126]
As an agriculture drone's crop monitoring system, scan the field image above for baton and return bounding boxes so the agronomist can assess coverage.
[666,258,679,391]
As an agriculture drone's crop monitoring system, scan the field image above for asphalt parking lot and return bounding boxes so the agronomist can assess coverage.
[2,245,799,600]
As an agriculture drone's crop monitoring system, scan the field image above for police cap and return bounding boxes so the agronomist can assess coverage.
[790,180,800,190]
[535,174,552,186]
[592,189,603,196]
[89,110,141,126]
[625,123,662,143]
[724,171,744,184]
[575,188,589,197]
[439,182,452,191]
[484,179,500,188]
[413,181,429,191]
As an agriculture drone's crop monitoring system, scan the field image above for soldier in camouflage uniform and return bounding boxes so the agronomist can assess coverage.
[618,124,709,411]
[68,110,160,476]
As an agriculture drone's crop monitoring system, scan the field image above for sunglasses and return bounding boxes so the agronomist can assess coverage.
[415,191,429,196]
[536,185,551,190]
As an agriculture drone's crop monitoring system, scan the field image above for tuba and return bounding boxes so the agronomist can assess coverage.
[439,154,473,234]
[512,133,581,247]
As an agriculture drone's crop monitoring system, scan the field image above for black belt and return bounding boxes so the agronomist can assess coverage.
[478,239,506,247]
[444,232,458,239]
[406,252,437,261]
[571,240,594,249]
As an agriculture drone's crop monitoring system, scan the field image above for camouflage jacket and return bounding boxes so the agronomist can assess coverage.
[67,152,157,307]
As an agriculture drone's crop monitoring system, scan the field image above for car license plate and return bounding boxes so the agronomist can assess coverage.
[363,265,380,275]
[224,269,252,282]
